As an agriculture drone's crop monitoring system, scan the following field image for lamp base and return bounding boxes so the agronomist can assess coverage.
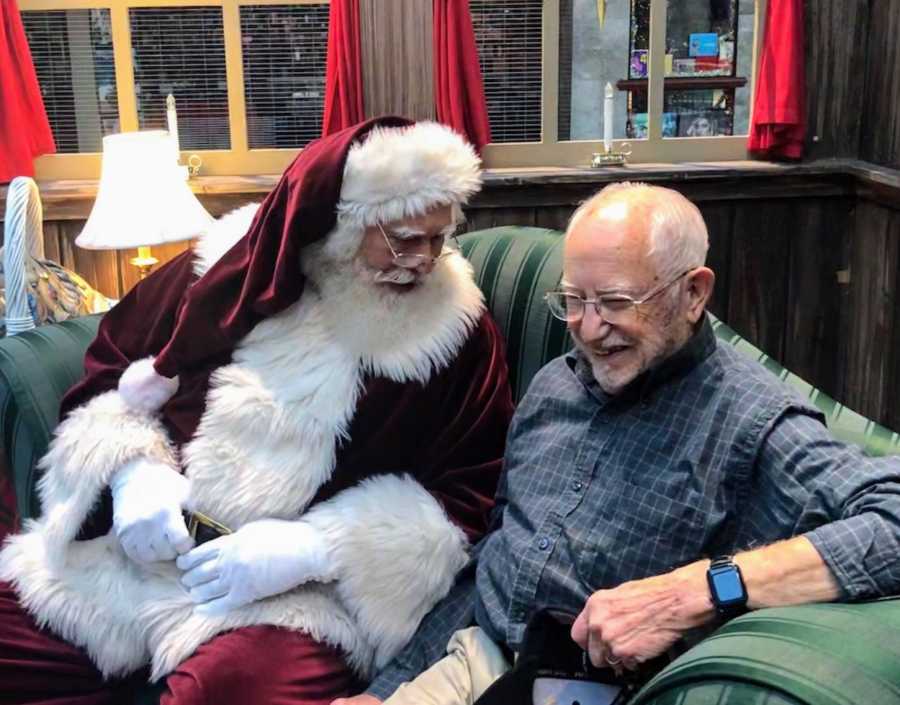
[130,246,158,279]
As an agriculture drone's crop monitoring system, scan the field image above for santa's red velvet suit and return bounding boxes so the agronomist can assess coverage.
[0,118,513,705]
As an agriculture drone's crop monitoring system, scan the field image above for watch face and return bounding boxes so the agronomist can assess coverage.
[711,568,746,603]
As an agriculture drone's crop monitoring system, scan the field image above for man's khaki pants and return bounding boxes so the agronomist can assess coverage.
[384,628,512,705]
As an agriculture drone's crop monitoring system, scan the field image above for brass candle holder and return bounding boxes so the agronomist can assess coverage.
[591,142,632,168]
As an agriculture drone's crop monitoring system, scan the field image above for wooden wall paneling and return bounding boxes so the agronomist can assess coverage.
[889,206,900,432]
[533,206,574,232]
[860,0,900,169]
[782,197,851,400]
[842,201,899,423]
[63,220,120,299]
[40,222,64,264]
[804,0,869,160]
[465,207,539,231]
[697,202,735,321]
[725,201,793,363]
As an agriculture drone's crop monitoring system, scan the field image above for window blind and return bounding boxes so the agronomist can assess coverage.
[470,0,543,144]
[129,7,230,150]
[20,9,118,154]
[239,3,329,149]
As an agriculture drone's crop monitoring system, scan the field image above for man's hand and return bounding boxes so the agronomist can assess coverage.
[331,696,382,705]
[110,457,194,563]
[571,561,714,670]
[177,518,334,616]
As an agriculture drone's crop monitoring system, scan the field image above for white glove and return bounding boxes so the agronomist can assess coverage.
[110,457,194,563]
[176,518,334,616]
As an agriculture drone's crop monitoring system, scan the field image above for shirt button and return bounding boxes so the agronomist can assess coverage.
[571,480,583,492]
[538,537,550,550]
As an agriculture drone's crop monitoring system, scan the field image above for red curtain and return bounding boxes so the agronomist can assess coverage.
[321,0,364,137]
[433,0,491,153]
[747,0,805,160]
[0,0,55,183]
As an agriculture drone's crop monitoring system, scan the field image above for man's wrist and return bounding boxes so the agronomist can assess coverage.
[671,559,717,627]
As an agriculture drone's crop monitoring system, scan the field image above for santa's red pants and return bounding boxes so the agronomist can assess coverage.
[0,582,360,705]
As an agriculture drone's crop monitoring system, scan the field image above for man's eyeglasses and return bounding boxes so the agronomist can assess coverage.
[377,222,460,269]
[543,268,696,325]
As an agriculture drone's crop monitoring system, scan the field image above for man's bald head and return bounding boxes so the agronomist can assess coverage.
[566,182,709,281]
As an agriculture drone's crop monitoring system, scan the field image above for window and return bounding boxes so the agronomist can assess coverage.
[240,3,329,149]
[21,9,119,153]
[130,7,230,150]
[19,0,765,178]
[470,0,543,144]
[557,0,757,144]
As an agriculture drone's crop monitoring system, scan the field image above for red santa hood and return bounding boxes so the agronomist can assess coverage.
[118,117,482,413]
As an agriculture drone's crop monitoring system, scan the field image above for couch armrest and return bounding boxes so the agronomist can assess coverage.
[633,600,900,705]
[0,315,102,521]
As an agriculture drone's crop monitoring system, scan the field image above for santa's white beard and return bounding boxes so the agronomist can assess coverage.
[301,243,459,363]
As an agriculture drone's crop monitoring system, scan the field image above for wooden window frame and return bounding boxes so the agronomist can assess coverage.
[21,0,766,179]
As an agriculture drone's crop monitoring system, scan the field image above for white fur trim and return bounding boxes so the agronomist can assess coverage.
[0,530,373,681]
[304,473,469,671]
[192,203,260,277]
[326,122,481,255]
[182,294,362,529]
[20,390,179,568]
[118,358,180,414]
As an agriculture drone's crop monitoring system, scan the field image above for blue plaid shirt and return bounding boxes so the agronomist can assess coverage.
[368,316,900,699]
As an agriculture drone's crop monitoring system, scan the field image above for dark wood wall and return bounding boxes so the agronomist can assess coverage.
[805,0,869,160]
[859,0,900,168]
[807,0,900,167]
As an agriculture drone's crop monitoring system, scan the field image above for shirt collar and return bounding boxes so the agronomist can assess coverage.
[566,313,716,406]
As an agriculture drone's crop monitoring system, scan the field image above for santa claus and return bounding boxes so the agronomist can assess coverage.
[0,117,513,705]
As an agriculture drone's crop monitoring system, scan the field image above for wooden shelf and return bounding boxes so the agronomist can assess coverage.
[616,76,748,92]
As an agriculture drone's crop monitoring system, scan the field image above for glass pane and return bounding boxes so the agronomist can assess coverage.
[240,4,329,149]
[471,0,543,143]
[130,7,230,150]
[665,0,738,78]
[661,0,746,138]
[733,2,754,135]
[21,9,119,153]
[558,0,634,142]
[663,89,734,136]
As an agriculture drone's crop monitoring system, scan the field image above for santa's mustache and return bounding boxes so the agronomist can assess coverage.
[373,267,421,285]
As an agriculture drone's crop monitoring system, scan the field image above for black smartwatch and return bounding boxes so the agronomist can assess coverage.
[706,555,748,619]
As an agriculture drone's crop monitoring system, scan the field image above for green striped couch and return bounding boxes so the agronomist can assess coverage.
[0,226,898,704]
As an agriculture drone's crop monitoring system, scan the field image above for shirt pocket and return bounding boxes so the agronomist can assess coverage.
[574,461,708,590]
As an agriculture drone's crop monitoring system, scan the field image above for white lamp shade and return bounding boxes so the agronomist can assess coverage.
[76,131,214,250]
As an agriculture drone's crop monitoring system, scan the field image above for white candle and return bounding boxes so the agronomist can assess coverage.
[603,82,614,153]
[166,93,180,157]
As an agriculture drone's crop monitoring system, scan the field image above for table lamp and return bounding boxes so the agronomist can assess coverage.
[76,131,214,278]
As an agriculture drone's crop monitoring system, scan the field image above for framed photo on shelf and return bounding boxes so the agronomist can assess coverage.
[677,110,733,137]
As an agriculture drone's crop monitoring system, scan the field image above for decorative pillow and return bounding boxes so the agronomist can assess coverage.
[0,253,113,335]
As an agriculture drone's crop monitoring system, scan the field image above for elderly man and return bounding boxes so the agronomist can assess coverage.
[0,117,513,705]
[339,182,900,705]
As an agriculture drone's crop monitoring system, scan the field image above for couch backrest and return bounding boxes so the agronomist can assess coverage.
[1,226,898,523]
